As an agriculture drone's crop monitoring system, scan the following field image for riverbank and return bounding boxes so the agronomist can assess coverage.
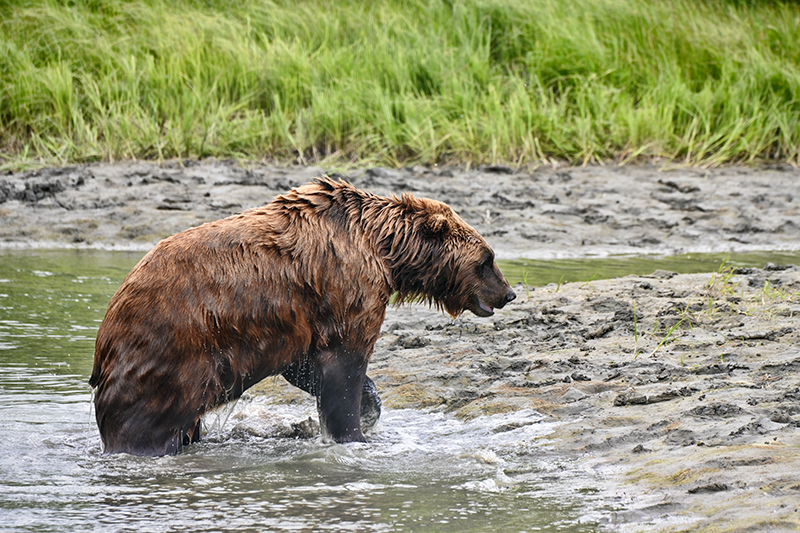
[2,161,799,531]
[367,267,800,531]
[2,160,799,259]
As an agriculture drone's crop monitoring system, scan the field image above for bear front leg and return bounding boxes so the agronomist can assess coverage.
[314,350,368,443]
[360,376,381,429]
[282,360,381,429]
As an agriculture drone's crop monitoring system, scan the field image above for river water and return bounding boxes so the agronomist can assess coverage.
[0,250,608,532]
[2,249,799,532]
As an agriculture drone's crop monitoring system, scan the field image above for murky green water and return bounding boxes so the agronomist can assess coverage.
[499,251,800,287]
[0,249,605,533]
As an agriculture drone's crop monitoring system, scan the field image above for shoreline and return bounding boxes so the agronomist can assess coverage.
[2,161,800,531]
[2,160,800,260]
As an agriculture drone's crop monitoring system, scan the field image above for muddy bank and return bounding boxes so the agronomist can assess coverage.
[375,267,800,531]
[254,264,800,532]
[1,160,799,258]
[2,160,800,531]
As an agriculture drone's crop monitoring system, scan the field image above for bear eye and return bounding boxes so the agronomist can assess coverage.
[481,255,494,274]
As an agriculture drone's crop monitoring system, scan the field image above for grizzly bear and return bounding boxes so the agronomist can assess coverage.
[89,177,515,456]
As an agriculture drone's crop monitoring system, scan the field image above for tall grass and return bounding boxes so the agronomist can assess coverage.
[1,0,799,169]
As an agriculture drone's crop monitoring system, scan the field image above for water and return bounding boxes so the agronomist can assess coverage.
[0,250,604,533]
[500,250,800,286]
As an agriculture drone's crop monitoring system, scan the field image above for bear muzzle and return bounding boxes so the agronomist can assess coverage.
[470,287,516,317]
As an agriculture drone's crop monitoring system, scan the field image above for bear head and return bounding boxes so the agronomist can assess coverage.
[392,195,516,318]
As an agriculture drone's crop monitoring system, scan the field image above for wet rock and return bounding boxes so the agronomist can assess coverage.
[706,457,774,469]
[769,411,793,424]
[688,482,728,494]
[657,179,701,194]
[589,297,628,313]
[493,420,536,433]
[392,333,431,349]
[691,363,745,375]
[477,356,531,375]
[651,270,679,279]
[764,263,793,271]
[382,383,442,409]
[688,402,744,417]
[614,393,648,406]
[289,417,319,439]
[614,389,683,406]
[152,172,183,184]
[585,323,614,339]
[157,196,194,211]
[651,193,706,211]
[730,417,783,436]
[490,192,534,209]
[0,179,67,204]
[559,387,588,403]
[730,327,793,342]
[649,389,682,403]
[482,165,515,174]
[118,224,156,240]
[665,429,697,446]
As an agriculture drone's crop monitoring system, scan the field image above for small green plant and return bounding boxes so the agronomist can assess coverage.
[580,272,599,289]
[706,295,716,317]
[758,278,796,304]
[521,268,531,301]
[705,260,737,297]
[638,317,686,359]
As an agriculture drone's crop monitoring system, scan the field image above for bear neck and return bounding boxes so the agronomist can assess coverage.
[305,177,454,309]
[350,193,451,308]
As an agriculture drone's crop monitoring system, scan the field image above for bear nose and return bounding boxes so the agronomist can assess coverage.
[506,289,517,302]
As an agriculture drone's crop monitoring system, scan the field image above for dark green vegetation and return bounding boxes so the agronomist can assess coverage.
[2,0,799,169]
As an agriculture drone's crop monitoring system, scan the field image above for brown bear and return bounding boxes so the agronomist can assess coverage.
[89,177,516,456]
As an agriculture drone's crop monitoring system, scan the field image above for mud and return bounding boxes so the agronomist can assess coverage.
[2,160,799,259]
[2,160,800,531]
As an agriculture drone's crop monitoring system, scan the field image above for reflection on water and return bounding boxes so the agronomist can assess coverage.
[500,250,800,286]
[0,250,603,533]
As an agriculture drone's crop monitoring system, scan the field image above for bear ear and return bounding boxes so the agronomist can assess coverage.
[428,212,450,235]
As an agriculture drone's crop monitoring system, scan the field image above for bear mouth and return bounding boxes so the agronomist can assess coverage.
[469,296,495,317]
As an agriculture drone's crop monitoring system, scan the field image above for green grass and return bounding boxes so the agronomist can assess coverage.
[1,0,799,169]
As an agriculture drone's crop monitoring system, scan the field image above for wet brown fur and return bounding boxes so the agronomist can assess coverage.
[89,177,514,455]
